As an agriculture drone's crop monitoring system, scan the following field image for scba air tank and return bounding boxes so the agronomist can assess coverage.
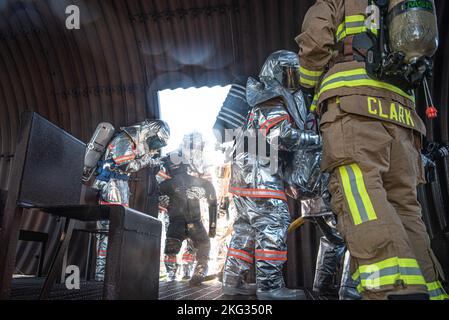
[388,0,439,63]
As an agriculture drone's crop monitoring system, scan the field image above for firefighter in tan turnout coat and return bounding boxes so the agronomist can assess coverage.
[296,0,448,300]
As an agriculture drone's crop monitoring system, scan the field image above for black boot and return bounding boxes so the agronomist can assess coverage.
[190,264,207,286]
[223,283,257,296]
[257,287,308,300]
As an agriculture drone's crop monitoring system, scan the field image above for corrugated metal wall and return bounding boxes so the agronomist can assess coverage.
[0,0,448,285]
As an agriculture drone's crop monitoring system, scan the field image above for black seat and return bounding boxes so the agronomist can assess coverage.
[0,112,162,300]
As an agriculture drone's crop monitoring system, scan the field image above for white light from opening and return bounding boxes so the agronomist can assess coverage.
[158,85,231,157]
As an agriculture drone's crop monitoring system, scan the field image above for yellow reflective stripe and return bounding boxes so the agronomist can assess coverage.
[338,165,377,225]
[300,77,318,87]
[339,166,363,225]
[336,15,379,41]
[353,257,422,279]
[346,26,367,35]
[431,294,449,300]
[353,257,427,292]
[310,94,319,112]
[427,281,449,300]
[427,281,443,291]
[345,15,365,23]
[361,274,426,289]
[350,164,377,221]
[358,257,420,274]
[322,79,415,102]
[319,68,415,102]
[299,66,323,78]
[321,68,365,86]
[337,31,347,42]
[337,22,345,36]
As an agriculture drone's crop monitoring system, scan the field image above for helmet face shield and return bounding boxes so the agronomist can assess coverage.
[146,135,166,151]
[182,132,205,152]
[259,50,301,90]
[282,66,301,90]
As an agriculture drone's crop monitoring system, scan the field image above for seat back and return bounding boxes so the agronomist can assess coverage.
[18,112,85,208]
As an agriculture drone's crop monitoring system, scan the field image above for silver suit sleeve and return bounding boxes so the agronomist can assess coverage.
[265,114,321,152]
[122,154,162,173]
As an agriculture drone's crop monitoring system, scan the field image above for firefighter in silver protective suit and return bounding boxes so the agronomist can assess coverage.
[93,120,170,281]
[285,141,361,300]
[222,50,321,300]
[284,127,360,300]
[158,133,217,286]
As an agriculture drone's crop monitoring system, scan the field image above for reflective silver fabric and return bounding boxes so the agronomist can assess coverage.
[301,198,332,218]
[122,119,170,156]
[312,216,346,295]
[223,196,290,291]
[339,251,362,300]
[224,51,322,293]
[246,50,307,129]
[181,132,208,176]
[93,120,169,280]
[312,216,362,300]
[93,120,167,205]
[230,100,321,194]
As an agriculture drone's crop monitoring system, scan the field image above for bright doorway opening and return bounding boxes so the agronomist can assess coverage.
[158,85,233,282]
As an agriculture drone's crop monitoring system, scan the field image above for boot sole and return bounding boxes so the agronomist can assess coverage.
[257,291,308,300]
[222,287,257,296]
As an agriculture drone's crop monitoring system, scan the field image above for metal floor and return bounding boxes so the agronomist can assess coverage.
[158,280,319,300]
[10,277,320,300]
[11,277,103,300]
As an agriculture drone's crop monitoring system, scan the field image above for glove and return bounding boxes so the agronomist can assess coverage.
[427,143,449,161]
[436,145,449,159]
[209,227,216,238]
[158,195,170,209]
[422,154,436,184]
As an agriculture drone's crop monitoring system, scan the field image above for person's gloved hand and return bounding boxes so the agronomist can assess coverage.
[209,227,216,238]
[426,143,449,160]
[422,154,436,184]
[435,145,449,159]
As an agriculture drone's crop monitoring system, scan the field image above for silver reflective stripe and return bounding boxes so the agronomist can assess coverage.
[228,92,247,103]
[428,287,446,298]
[232,84,246,91]
[337,21,366,40]
[230,86,246,95]
[321,74,369,90]
[229,250,253,262]
[217,115,242,128]
[345,166,370,223]
[346,21,365,29]
[299,72,321,82]
[256,253,287,258]
[359,266,423,280]
[222,106,248,121]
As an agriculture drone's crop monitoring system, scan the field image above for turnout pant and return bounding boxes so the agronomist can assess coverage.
[321,103,448,300]
[223,196,291,292]
[164,220,210,277]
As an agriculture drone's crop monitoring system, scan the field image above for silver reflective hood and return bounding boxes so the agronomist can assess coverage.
[246,50,307,129]
[122,120,170,148]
